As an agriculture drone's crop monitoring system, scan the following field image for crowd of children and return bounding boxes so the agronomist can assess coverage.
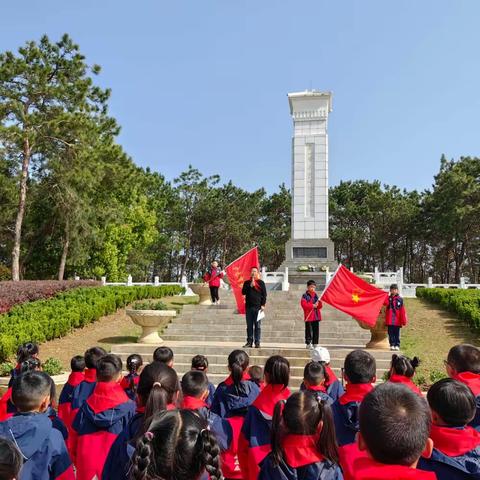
[1,340,480,479]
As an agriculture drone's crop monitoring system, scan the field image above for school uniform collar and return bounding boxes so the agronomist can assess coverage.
[324,365,338,386]
[356,462,437,479]
[429,424,480,457]
[389,374,422,395]
[306,384,327,393]
[304,291,319,301]
[282,434,324,468]
[224,372,251,386]
[454,371,480,396]
[339,383,374,405]
[84,368,97,383]
[253,383,291,417]
[86,381,129,413]
[67,371,85,386]
[182,396,208,410]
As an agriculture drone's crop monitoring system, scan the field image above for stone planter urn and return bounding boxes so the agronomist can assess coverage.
[188,283,212,305]
[126,309,176,344]
[355,308,389,350]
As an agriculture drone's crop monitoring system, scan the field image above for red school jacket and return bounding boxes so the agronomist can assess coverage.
[58,371,85,449]
[203,267,224,287]
[301,291,323,322]
[384,294,408,327]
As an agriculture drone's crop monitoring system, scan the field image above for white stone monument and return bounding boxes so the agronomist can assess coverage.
[281,90,337,280]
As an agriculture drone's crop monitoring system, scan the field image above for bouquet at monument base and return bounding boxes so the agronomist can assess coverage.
[321,265,388,327]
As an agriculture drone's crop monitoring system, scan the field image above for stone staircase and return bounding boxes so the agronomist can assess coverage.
[112,286,393,388]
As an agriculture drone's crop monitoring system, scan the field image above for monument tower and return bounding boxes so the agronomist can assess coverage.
[281,90,337,282]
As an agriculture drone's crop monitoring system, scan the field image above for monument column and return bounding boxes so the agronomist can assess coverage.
[281,90,337,282]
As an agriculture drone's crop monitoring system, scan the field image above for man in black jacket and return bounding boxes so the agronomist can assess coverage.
[241,266,267,348]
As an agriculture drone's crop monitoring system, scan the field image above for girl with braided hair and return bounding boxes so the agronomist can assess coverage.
[102,362,179,480]
[131,409,224,480]
[259,391,342,480]
[121,354,144,401]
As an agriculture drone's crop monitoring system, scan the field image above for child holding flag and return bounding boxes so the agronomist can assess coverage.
[301,280,323,349]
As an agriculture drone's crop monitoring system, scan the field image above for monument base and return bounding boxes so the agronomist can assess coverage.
[280,238,337,285]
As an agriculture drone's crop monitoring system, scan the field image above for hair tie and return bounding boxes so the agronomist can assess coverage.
[200,427,210,434]
[153,382,162,388]
[145,431,154,441]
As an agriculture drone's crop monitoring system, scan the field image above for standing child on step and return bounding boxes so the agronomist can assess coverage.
[384,283,407,351]
[301,280,323,350]
[203,260,224,305]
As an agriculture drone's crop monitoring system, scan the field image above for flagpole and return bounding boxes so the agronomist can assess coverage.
[225,246,258,269]
[319,263,342,300]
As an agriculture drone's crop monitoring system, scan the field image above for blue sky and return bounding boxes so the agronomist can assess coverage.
[1,1,479,193]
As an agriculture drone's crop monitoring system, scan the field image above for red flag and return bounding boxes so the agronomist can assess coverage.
[225,247,259,314]
[321,265,388,327]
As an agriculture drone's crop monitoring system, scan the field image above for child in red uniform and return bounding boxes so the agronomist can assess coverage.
[302,361,333,404]
[418,378,480,479]
[72,354,135,480]
[301,280,323,349]
[130,409,223,480]
[354,383,436,479]
[259,391,342,480]
[203,260,225,305]
[249,365,265,390]
[8,342,39,387]
[0,371,75,480]
[239,355,291,480]
[0,438,22,480]
[191,354,216,405]
[387,354,422,395]
[384,283,407,351]
[120,353,143,401]
[153,346,174,367]
[311,346,344,402]
[445,344,480,430]
[332,350,376,478]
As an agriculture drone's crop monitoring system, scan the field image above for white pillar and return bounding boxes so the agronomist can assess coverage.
[460,277,466,289]
[101,276,106,286]
[282,267,289,291]
[428,277,433,288]
[74,275,80,281]
[261,266,267,281]
[374,267,380,284]
[127,275,133,286]
[154,276,159,286]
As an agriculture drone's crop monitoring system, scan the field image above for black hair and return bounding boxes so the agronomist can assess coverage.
[304,361,329,386]
[153,346,174,365]
[70,355,85,372]
[84,346,106,370]
[427,378,476,427]
[448,344,480,374]
[191,354,209,371]
[16,342,39,364]
[182,371,209,398]
[390,284,398,290]
[137,362,179,428]
[131,409,223,480]
[389,354,420,379]
[264,355,290,389]
[344,350,376,384]
[0,438,22,480]
[228,350,250,386]
[249,365,263,386]
[307,280,317,287]
[49,375,58,409]
[360,383,430,466]
[126,354,143,397]
[11,371,51,412]
[96,354,122,382]
[271,391,338,467]
[19,357,41,374]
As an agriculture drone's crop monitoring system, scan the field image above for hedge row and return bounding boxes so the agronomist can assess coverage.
[417,288,480,330]
[0,285,184,362]
[0,280,100,314]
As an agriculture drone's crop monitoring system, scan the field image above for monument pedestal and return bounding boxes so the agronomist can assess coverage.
[281,238,337,285]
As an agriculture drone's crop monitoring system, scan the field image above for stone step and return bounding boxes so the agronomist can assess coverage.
[164,321,369,331]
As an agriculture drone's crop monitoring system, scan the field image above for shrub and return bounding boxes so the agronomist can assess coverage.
[0,265,11,282]
[0,361,14,377]
[0,285,184,362]
[417,288,480,331]
[132,300,169,310]
[0,280,100,314]
[42,357,63,376]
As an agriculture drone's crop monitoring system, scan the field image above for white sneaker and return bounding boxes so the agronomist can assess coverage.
[306,343,313,349]
[390,346,395,351]
[395,346,400,351]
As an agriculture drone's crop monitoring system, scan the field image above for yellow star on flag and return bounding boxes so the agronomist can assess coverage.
[352,292,360,303]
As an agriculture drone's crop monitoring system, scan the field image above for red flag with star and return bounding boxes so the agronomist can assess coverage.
[321,265,388,327]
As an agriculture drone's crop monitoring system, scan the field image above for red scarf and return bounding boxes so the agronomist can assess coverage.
[252,383,291,417]
[306,384,327,393]
[356,463,437,479]
[339,383,374,405]
[84,368,97,383]
[67,371,85,387]
[182,396,208,410]
[454,371,480,396]
[86,381,130,413]
[224,372,251,386]
[429,424,480,457]
[325,365,338,387]
[389,374,422,396]
[282,434,324,468]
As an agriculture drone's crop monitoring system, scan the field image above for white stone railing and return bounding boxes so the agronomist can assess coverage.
[261,267,289,291]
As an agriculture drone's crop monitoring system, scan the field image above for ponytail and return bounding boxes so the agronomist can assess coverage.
[316,399,339,464]
[131,433,153,480]
[228,350,249,387]
[201,429,224,480]
[270,399,286,467]
[390,354,420,379]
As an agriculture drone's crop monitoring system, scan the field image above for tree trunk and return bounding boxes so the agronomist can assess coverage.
[58,219,70,281]
[11,137,31,281]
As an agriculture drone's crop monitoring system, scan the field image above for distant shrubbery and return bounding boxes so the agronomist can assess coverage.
[0,285,184,362]
[0,280,100,314]
[417,288,480,331]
